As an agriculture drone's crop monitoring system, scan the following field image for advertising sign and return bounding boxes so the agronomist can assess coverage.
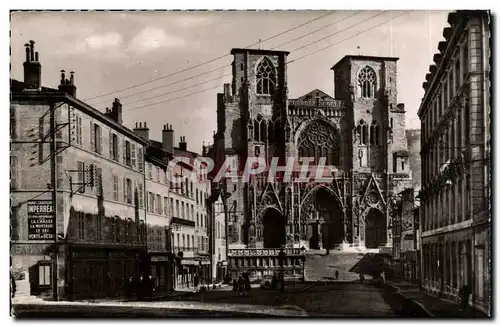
[27,200,55,240]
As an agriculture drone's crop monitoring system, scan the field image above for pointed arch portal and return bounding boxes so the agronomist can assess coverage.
[262,207,286,249]
[302,187,344,250]
[365,208,386,249]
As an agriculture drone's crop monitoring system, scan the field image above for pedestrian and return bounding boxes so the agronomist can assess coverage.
[137,275,144,300]
[459,285,471,312]
[335,270,339,280]
[238,275,245,296]
[279,272,285,292]
[232,278,238,293]
[147,274,154,301]
[10,272,16,298]
[194,274,199,290]
[125,277,133,299]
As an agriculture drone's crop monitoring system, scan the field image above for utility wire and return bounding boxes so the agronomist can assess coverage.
[84,11,336,102]
[270,10,364,50]
[126,11,407,111]
[91,11,363,107]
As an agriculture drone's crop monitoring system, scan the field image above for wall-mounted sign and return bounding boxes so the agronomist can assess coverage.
[27,200,55,240]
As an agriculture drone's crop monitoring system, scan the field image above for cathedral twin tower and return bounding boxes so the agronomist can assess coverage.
[210,48,412,252]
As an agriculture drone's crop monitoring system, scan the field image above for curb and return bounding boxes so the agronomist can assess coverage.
[385,283,433,317]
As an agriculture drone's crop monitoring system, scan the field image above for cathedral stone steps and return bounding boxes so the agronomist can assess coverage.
[304,250,387,282]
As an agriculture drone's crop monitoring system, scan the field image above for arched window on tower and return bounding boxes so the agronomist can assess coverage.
[358,66,376,98]
[256,57,276,95]
[358,120,368,145]
[253,115,267,143]
[268,120,274,142]
[370,121,380,146]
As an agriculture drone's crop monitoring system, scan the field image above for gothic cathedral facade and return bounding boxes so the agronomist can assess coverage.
[212,48,412,253]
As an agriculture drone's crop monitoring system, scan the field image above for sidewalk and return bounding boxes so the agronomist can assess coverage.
[387,281,489,318]
[12,296,308,317]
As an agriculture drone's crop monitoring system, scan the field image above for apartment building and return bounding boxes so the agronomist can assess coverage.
[10,41,150,300]
[161,131,211,289]
[207,188,228,283]
[418,11,490,314]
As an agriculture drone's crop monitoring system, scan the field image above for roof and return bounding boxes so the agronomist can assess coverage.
[230,48,290,56]
[331,55,399,70]
[10,81,148,146]
[295,89,334,101]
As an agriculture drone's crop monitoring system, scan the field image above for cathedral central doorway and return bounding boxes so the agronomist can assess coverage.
[262,208,286,249]
[306,188,343,250]
[365,208,386,249]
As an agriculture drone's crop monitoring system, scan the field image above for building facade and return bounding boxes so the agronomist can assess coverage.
[392,188,420,284]
[10,41,152,300]
[207,189,228,283]
[211,48,412,277]
[418,10,491,314]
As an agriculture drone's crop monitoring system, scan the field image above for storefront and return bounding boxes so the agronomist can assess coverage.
[175,258,198,290]
[67,244,143,300]
[216,261,228,283]
[149,253,174,295]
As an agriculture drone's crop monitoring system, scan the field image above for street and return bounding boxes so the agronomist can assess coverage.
[13,281,400,317]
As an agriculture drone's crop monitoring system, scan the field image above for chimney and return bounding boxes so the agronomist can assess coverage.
[223,83,232,99]
[133,121,150,141]
[110,98,123,124]
[23,40,41,90]
[179,136,187,151]
[58,69,77,97]
[162,124,174,154]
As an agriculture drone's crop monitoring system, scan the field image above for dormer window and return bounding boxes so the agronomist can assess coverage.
[256,57,276,95]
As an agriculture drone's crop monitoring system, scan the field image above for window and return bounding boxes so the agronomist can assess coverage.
[10,156,18,190]
[124,140,131,166]
[182,234,185,248]
[39,265,51,286]
[147,162,152,179]
[156,194,161,214]
[131,143,136,168]
[164,197,168,216]
[191,235,194,250]
[196,190,199,205]
[138,183,144,208]
[401,160,405,171]
[190,182,193,198]
[124,178,132,204]
[77,161,85,194]
[449,68,454,99]
[181,202,185,219]
[197,213,199,226]
[90,122,102,154]
[298,120,341,166]
[110,133,118,161]
[113,175,119,201]
[77,211,85,240]
[256,57,276,95]
[156,167,160,182]
[137,147,144,172]
[175,200,179,217]
[358,66,376,98]
[370,122,380,146]
[75,115,82,145]
[187,235,190,249]
[96,167,102,197]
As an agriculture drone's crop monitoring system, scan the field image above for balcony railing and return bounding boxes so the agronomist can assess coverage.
[171,217,195,227]
[228,248,304,257]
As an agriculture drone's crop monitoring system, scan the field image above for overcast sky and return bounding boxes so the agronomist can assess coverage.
[10,10,451,153]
